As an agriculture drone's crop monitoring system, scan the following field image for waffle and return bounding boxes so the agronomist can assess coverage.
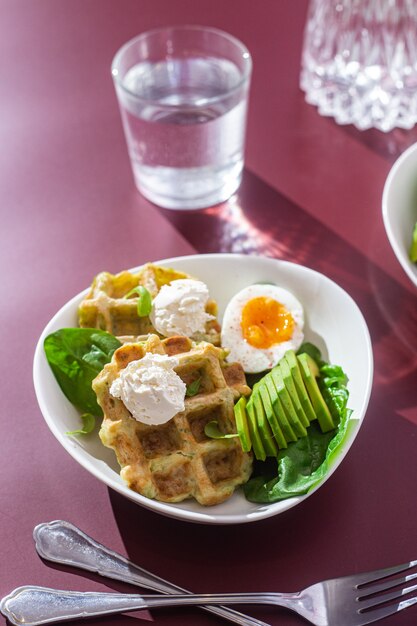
[93,334,253,506]
[78,263,221,344]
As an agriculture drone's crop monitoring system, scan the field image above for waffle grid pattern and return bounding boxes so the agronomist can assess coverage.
[93,335,253,505]
[78,263,220,344]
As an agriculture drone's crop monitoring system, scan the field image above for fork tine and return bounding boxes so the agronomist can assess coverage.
[356,594,417,625]
[343,559,417,587]
[358,571,417,600]
[359,581,417,611]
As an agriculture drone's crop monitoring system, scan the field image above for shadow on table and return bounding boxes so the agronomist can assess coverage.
[107,483,349,626]
[336,123,417,162]
[106,170,417,626]
[161,168,417,395]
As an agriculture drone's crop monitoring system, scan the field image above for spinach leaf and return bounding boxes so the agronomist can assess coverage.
[204,421,239,440]
[186,377,201,397]
[66,412,96,436]
[44,328,121,416]
[125,286,152,317]
[244,414,354,502]
[297,342,323,365]
[244,346,353,503]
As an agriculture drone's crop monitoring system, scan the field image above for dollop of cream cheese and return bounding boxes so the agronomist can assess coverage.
[109,353,186,425]
[150,279,214,337]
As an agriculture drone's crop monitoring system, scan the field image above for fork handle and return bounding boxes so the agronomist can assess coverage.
[33,520,270,626]
[0,586,296,626]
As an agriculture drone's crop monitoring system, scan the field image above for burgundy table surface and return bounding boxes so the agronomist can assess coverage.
[1,1,417,626]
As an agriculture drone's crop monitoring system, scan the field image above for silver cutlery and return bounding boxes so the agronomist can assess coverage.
[32,520,268,626]
[2,559,417,626]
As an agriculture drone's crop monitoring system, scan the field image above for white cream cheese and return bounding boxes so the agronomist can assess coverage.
[110,353,186,425]
[150,279,214,337]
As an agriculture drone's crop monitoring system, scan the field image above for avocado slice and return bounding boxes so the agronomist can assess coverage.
[297,353,335,432]
[252,392,278,457]
[258,382,287,449]
[271,368,308,438]
[233,396,252,453]
[278,358,309,428]
[246,399,267,461]
[284,350,317,423]
[264,374,297,442]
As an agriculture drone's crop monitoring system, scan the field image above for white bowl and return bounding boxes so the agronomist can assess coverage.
[33,254,373,524]
[382,141,417,288]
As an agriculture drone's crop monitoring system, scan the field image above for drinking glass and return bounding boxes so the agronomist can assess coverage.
[111,26,252,210]
[300,0,417,132]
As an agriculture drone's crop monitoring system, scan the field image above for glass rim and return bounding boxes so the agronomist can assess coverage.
[111,24,252,109]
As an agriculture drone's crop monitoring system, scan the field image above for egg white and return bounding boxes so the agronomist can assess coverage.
[221,284,304,373]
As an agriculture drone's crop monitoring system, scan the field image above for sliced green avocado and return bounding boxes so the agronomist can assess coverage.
[278,358,309,428]
[284,350,317,422]
[252,392,278,457]
[246,399,267,461]
[258,382,287,449]
[271,368,308,438]
[264,375,297,442]
[297,353,335,432]
[234,397,251,453]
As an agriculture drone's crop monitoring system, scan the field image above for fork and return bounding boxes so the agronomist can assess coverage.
[2,560,417,626]
[32,520,269,626]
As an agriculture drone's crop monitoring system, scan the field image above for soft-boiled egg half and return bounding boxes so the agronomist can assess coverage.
[221,284,304,373]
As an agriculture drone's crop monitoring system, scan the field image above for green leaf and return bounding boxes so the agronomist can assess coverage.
[297,342,323,365]
[244,414,356,502]
[66,413,96,436]
[319,361,349,422]
[186,377,201,397]
[44,328,122,415]
[125,286,152,317]
[204,421,239,440]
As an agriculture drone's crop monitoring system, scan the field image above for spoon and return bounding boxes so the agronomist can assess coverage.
[33,520,268,626]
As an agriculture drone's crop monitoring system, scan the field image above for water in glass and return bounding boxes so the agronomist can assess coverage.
[116,56,248,209]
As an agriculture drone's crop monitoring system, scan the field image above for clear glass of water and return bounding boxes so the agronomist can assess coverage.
[300,0,417,132]
[111,26,252,210]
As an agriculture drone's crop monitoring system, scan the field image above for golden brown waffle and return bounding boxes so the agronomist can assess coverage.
[93,334,253,506]
[78,263,220,344]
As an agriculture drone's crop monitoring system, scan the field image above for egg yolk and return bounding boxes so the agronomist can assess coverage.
[241,297,294,349]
